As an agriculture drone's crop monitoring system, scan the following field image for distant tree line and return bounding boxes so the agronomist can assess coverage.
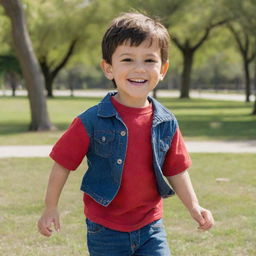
[0,0,255,130]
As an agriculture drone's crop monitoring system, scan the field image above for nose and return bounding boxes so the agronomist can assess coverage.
[133,61,146,73]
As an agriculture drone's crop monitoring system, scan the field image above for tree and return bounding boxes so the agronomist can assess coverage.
[253,55,256,115]
[39,38,78,97]
[128,0,188,98]
[222,0,256,109]
[167,0,229,98]
[24,0,116,97]
[0,0,54,130]
[128,0,230,98]
[24,0,85,97]
[0,54,21,96]
[242,0,256,114]
[227,24,255,102]
[4,71,20,96]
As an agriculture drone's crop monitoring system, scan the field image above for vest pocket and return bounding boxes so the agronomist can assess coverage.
[93,130,115,158]
[159,139,169,152]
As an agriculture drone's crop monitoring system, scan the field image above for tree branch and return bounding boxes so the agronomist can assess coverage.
[248,52,256,64]
[191,27,211,51]
[51,38,79,79]
[192,19,228,51]
[227,23,246,56]
[171,35,185,51]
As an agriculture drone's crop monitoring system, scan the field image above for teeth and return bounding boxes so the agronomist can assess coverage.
[129,79,146,83]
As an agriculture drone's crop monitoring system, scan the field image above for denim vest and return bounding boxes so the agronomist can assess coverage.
[78,92,178,207]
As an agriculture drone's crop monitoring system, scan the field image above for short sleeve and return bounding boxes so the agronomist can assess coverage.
[163,128,192,176]
[50,117,90,170]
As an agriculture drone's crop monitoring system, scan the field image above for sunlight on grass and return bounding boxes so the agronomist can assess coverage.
[0,96,255,145]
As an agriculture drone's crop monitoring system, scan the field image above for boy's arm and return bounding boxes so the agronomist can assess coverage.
[166,171,214,231]
[38,162,70,237]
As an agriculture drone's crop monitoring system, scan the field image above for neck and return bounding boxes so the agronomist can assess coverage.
[114,94,149,108]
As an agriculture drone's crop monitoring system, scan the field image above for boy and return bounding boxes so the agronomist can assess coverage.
[38,12,214,256]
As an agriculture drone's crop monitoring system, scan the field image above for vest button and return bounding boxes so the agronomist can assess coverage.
[120,131,126,136]
[101,136,106,142]
[117,159,123,165]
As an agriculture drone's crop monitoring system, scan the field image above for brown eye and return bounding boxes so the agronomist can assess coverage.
[145,59,157,63]
[121,58,132,62]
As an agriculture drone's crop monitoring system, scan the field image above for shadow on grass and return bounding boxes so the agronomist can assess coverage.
[0,122,30,135]
[0,122,70,135]
[47,96,103,102]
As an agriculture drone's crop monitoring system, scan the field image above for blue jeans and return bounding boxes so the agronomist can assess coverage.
[86,218,171,256]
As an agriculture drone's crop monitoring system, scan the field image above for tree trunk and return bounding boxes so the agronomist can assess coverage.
[40,61,54,97]
[68,73,75,97]
[243,57,251,102]
[9,71,18,97]
[253,99,256,115]
[4,71,18,96]
[180,50,194,98]
[45,77,54,98]
[39,39,78,98]
[152,88,157,99]
[252,56,256,115]
[0,0,54,130]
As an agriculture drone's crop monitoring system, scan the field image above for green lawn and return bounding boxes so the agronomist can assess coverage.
[0,96,255,145]
[0,154,255,256]
[160,98,256,141]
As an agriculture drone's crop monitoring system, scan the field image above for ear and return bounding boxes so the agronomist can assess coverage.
[160,61,169,80]
[100,59,114,80]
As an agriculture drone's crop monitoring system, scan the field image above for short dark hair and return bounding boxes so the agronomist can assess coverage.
[102,12,170,64]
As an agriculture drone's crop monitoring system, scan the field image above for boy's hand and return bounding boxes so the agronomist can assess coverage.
[189,205,214,231]
[37,207,60,237]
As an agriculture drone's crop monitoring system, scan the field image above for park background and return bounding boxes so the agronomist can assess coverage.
[0,0,256,255]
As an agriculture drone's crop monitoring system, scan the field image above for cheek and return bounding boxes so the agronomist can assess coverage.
[114,66,127,76]
[112,70,125,82]
[150,67,162,77]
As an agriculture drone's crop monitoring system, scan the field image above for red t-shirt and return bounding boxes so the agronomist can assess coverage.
[50,97,192,232]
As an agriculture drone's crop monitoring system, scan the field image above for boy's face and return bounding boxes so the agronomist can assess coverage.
[101,39,169,107]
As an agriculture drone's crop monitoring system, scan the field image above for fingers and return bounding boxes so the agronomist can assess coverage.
[198,209,214,231]
[38,218,53,237]
[53,218,61,233]
[190,205,214,231]
[194,209,206,227]
[38,208,60,237]
[38,215,60,237]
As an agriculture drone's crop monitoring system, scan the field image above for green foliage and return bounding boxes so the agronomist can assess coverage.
[168,0,225,43]
[23,0,97,65]
[0,6,12,54]
[193,27,242,85]
[21,0,132,67]
[221,0,256,53]
[0,54,21,76]
[127,0,188,23]
[0,0,254,90]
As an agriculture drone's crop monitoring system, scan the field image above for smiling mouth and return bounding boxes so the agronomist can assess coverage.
[128,79,147,85]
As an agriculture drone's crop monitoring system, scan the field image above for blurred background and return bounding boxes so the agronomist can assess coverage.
[0,0,255,107]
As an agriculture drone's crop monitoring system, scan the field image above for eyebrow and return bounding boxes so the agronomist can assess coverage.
[119,53,158,58]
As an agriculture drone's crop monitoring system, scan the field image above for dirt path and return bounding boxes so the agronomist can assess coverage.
[0,140,255,158]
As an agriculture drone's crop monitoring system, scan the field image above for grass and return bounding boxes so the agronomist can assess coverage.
[0,154,255,256]
[160,98,256,141]
[0,96,255,145]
